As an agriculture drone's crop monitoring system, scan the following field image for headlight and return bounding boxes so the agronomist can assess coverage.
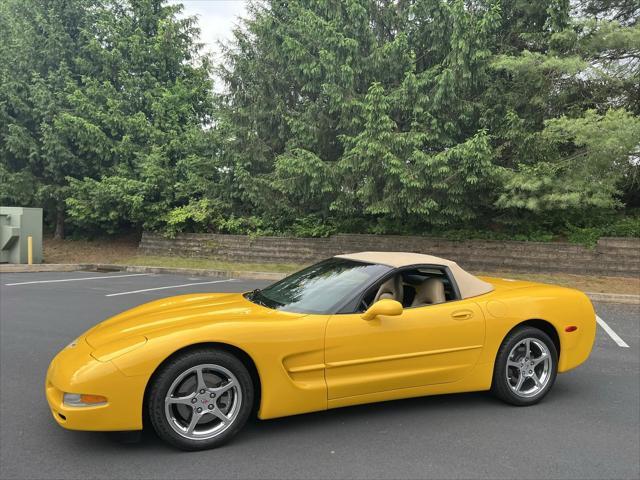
[63,393,108,407]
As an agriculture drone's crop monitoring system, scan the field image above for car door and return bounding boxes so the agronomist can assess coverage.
[324,298,486,400]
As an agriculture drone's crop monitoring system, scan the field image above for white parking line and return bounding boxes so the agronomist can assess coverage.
[4,273,152,286]
[105,279,235,297]
[596,315,630,348]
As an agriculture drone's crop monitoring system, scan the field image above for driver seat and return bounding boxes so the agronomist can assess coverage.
[411,278,446,307]
[373,275,404,303]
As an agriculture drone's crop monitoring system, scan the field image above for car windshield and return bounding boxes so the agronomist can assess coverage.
[245,258,391,314]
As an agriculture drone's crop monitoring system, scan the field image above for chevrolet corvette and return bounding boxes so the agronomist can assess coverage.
[46,252,596,450]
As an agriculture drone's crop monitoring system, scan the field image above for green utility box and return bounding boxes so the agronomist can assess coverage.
[0,206,43,264]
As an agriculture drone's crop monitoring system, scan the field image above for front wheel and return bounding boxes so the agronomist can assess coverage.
[491,326,558,406]
[147,349,254,450]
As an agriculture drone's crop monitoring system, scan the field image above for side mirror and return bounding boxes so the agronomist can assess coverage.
[361,299,403,321]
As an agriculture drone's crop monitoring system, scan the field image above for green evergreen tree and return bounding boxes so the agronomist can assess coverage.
[0,0,104,237]
[1,0,638,238]
[0,0,217,236]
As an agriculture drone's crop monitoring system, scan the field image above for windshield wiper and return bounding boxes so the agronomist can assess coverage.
[247,289,268,307]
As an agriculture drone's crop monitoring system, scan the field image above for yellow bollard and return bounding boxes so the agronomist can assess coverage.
[27,235,33,265]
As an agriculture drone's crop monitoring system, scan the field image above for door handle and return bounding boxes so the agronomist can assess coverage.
[451,310,474,320]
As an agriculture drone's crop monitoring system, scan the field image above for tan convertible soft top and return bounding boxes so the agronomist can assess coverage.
[336,251,494,299]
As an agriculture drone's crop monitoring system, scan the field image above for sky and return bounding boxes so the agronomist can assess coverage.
[175,1,249,61]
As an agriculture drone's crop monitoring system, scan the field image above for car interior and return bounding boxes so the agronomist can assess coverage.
[359,267,458,312]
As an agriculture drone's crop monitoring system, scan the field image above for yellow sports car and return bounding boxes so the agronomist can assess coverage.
[46,252,596,450]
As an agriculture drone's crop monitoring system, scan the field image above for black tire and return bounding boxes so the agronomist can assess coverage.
[147,348,254,451]
[491,326,558,406]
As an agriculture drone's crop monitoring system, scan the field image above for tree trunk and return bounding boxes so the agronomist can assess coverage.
[54,204,65,240]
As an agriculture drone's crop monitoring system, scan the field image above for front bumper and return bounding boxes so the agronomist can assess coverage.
[45,338,147,431]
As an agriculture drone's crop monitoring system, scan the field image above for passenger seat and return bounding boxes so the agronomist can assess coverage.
[411,278,446,307]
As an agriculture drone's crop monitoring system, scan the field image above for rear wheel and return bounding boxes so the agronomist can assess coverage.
[492,326,558,406]
[148,349,253,450]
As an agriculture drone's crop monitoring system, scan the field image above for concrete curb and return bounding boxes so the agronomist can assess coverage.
[584,292,640,305]
[2,263,638,305]
[0,262,286,282]
[99,264,286,282]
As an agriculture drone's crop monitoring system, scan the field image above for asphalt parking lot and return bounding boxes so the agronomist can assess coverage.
[0,271,638,480]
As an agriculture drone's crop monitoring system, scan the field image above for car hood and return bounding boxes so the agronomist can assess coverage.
[84,292,301,348]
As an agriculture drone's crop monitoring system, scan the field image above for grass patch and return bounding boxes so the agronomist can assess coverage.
[44,236,303,273]
[475,271,640,295]
[125,255,303,273]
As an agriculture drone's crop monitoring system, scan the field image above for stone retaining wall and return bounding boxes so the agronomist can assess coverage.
[139,232,640,278]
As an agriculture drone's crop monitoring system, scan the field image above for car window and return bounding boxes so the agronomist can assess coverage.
[245,258,391,314]
[402,269,455,306]
[356,266,458,312]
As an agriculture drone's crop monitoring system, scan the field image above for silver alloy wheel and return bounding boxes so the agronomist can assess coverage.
[505,338,552,398]
[164,363,242,441]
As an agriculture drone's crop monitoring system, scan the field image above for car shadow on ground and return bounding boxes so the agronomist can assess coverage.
[42,373,594,455]
[80,391,497,452]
